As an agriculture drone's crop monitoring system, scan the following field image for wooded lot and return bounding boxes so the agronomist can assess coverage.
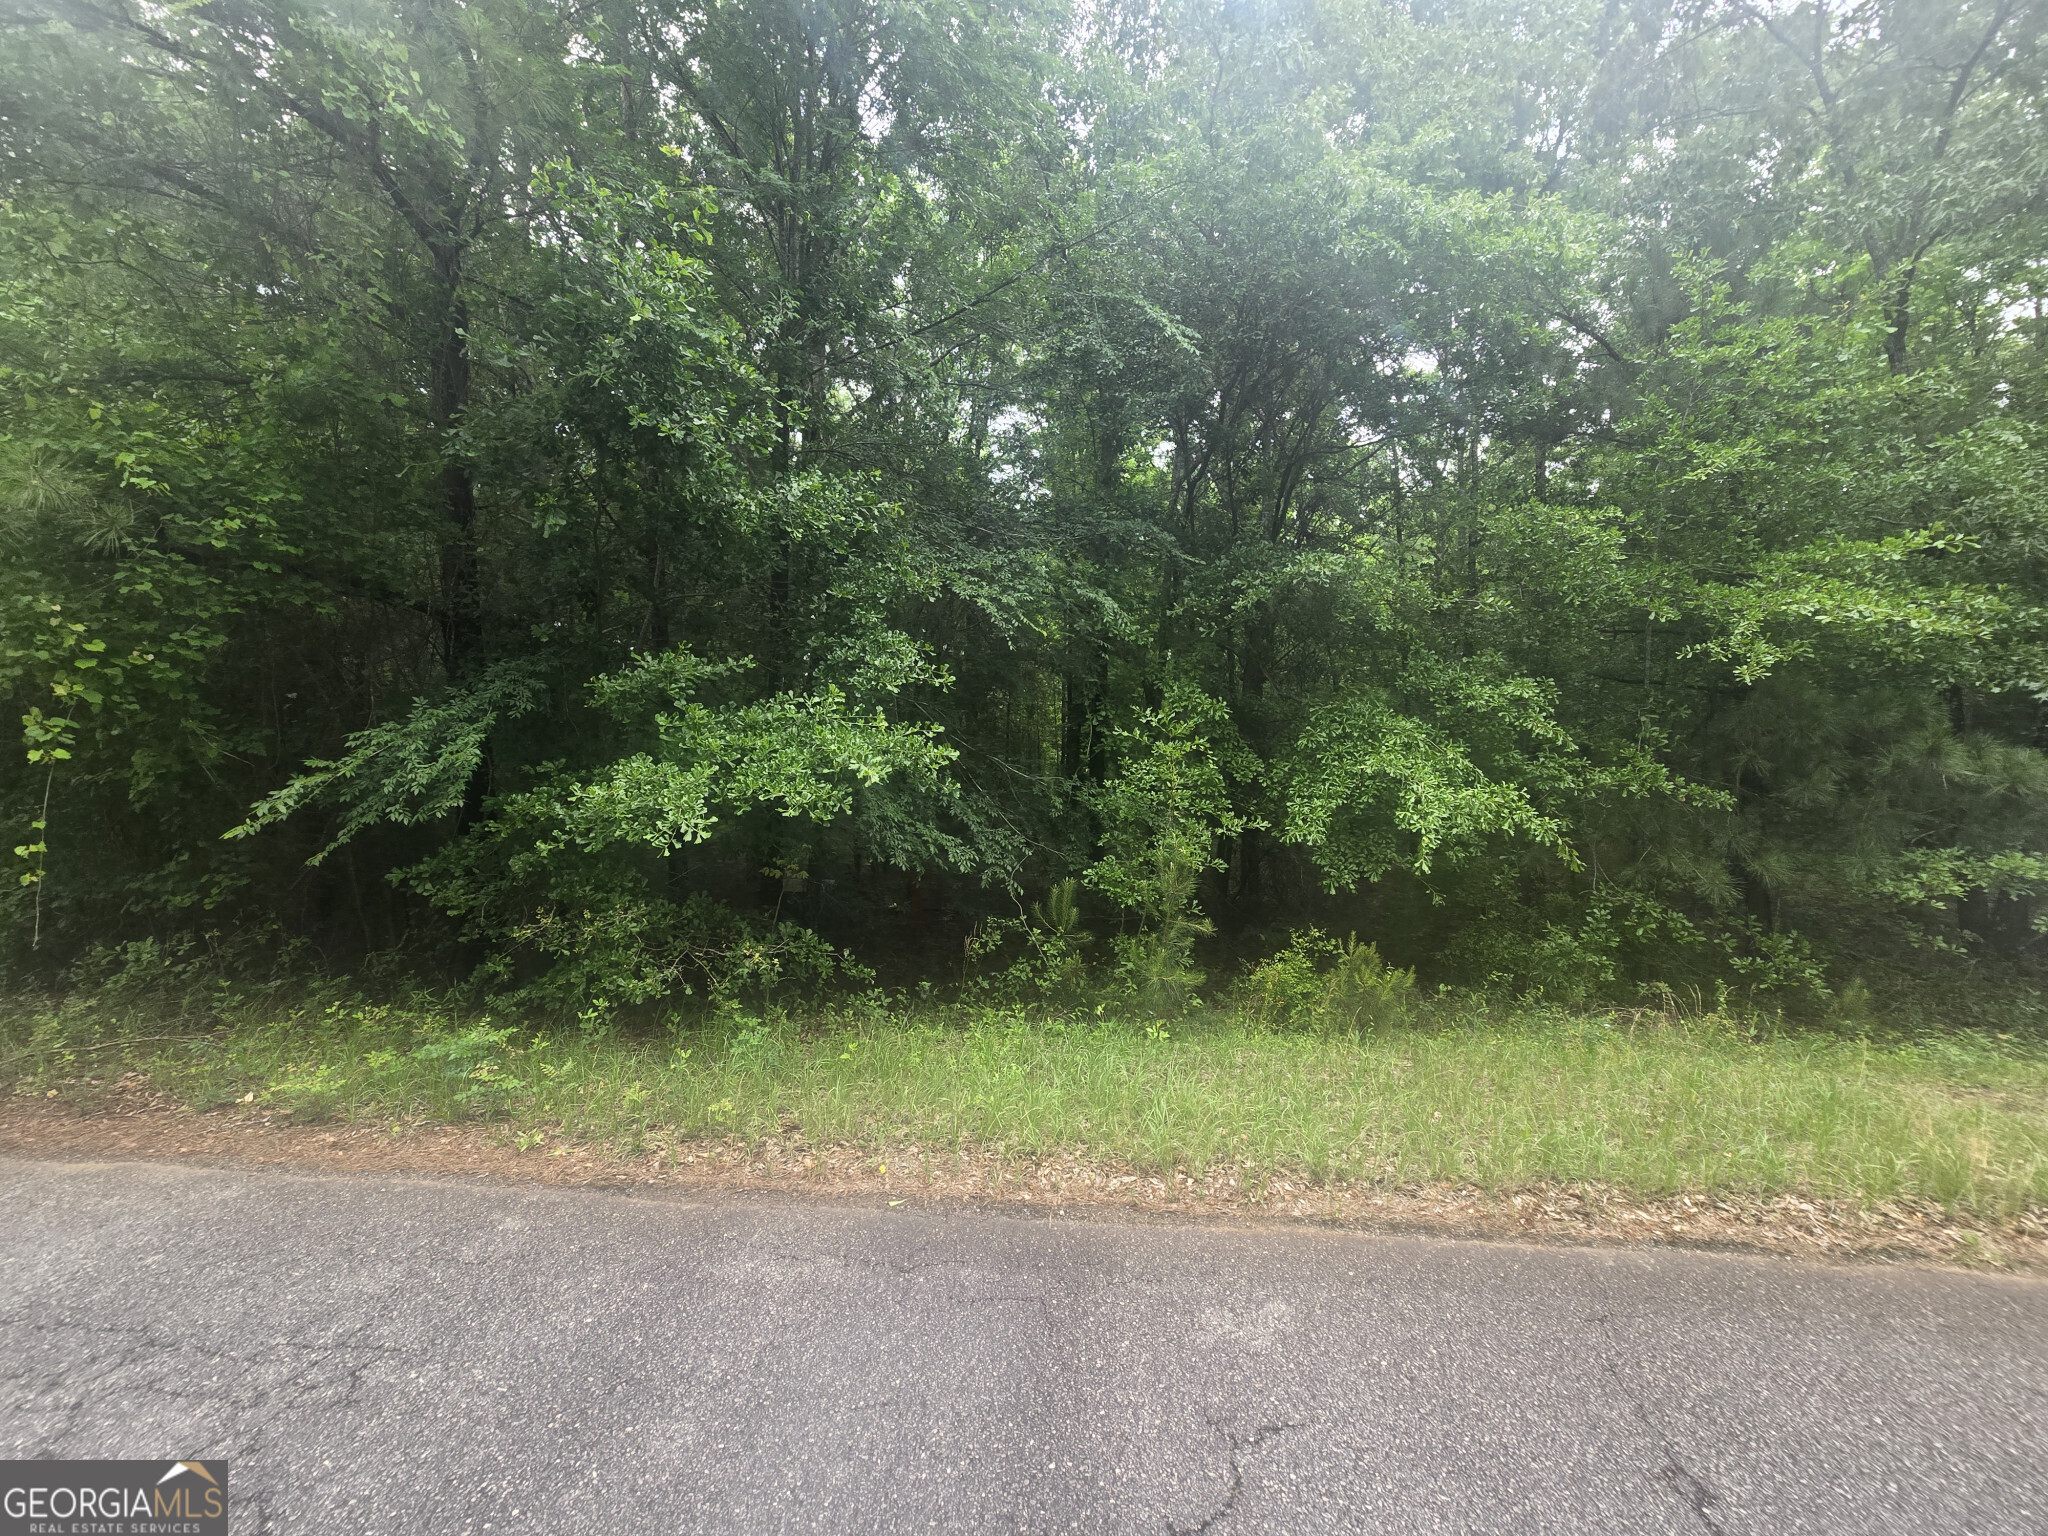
[3,0,2044,1019]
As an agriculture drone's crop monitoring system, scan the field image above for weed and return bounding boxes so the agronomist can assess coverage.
[5,983,2045,1216]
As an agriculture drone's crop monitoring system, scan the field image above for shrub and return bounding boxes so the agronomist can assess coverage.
[965,877,1094,1007]
[1240,930,1416,1032]
[1240,929,1337,1028]
[1323,935,1417,1031]
[489,892,857,1023]
[1111,853,1212,1018]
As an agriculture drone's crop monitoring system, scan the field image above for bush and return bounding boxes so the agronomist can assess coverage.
[1240,929,1334,1028]
[1323,935,1417,1030]
[1111,855,1212,1018]
[1240,930,1416,1032]
[488,892,859,1023]
[965,878,1094,1007]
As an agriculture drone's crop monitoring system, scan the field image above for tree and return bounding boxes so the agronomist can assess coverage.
[4,0,2045,1008]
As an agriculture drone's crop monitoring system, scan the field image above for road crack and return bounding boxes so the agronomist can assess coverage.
[1167,1419,1302,1536]
[1587,1314,1726,1536]
[1659,1458,1725,1535]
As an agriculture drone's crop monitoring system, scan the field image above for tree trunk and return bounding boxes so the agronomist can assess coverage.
[429,244,481,681]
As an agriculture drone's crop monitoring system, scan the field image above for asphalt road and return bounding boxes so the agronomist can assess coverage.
[1,1158,2044,1535]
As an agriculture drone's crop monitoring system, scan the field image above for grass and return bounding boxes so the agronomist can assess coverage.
[6,983,2047,1218]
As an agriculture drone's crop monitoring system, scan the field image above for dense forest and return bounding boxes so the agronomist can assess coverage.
[3,0,2044,1019]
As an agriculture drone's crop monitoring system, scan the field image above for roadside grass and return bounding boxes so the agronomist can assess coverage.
[6,985,2046,1218]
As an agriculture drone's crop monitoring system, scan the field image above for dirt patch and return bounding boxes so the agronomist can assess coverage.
[4,1080,2044,1273]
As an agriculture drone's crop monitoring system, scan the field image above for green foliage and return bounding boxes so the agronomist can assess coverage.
[1241,930,1417,1033]
[1027,879,1092,1003]
[228,662,548,862]
[409,1024,525,1112]
[471,890,862,1023]
[1110,853,1215,1019]
[1324,937,1420,1032]
[2,0,2046,1014]
[1086,683,1252,915]
[1274,678,1576,887]
[967,877,1094,1006]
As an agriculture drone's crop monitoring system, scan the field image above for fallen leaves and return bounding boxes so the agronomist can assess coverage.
[3,1086,2042,1272]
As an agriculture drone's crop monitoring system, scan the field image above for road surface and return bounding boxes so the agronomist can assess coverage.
[1,1157,2043,1533]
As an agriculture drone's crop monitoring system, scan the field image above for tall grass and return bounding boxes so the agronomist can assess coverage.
[7,981,2045,1217]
